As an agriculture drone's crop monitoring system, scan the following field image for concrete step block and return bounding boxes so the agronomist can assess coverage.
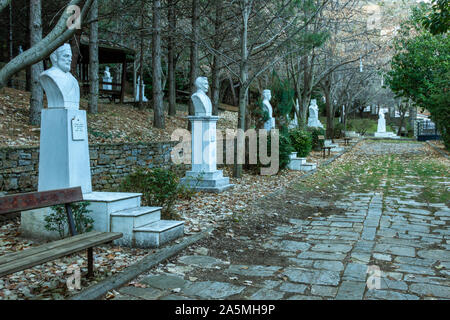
[133,220,185,248]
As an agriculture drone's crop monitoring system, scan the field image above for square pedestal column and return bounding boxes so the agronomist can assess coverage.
[180,116,233,193]
[38,108,92,193]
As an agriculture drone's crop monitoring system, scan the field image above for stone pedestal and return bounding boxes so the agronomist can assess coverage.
[180,116,233,193]
[38,108,92,194]
[264,117,275,131]
[103,76,112,90]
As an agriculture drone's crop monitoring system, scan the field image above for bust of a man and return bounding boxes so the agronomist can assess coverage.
[191,77,212,116]
[262,90,273,118]
[40,44,80,110]
[309,99,319,118]
[104,66,111,78]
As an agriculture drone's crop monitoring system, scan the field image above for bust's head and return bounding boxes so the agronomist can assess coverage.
[50,44,72,73]
[263,90,271,101]
[195,77,209,93]
[311,99,317,106]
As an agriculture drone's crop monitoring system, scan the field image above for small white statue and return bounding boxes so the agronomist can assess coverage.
[191,76,212,116]
[307,99,324,128]
[136,76,148,102]
[40,44,80,110]
[377,108,386,133]
[288,99,299,129]
[262,89,275,130]
[103,66,112,90]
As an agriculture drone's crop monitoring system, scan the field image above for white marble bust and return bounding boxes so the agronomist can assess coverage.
[104,66,111,78]
[262,89,273,118]
[191,77,212,116]
[308,99,324,128]
[40,44,80,110]
[309,99,318,118]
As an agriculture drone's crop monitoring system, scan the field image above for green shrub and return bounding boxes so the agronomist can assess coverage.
[307,127,325,150]
[289,128,312,157]
[119,168,182,219]
[44,202,94,239]
[247,130,294,174]
[278,131,295,169]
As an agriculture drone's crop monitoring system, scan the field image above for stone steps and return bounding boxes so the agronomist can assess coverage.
[134,220,185,248]
[288,153,317,171]
[85,192,184,248]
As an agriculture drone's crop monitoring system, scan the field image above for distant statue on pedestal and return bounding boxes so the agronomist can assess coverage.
[136,76,148,102]
[103,66,112,90]
[377,109,386,133]
[307,99,324,128]
[262,89,275,130]
[179,76,233,193]
[289,99,299,129]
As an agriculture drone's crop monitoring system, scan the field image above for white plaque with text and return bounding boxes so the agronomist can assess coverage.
[71,116,85,141]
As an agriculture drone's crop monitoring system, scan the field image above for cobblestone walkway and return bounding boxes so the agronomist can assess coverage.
[114,141,450,300]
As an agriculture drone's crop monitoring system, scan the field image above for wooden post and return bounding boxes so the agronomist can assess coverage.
[87,247,94,278]
[120,58,127,104]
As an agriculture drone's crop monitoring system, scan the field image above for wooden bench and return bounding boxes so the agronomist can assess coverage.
[0,187,122,278]
[318,135,331,158]
[343,137,352,146]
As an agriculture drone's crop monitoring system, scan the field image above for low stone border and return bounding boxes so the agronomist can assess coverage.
[426,141,449,159]
[70,228,213,300]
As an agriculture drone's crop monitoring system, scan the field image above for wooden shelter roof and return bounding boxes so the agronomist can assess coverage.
[79,35,135,64]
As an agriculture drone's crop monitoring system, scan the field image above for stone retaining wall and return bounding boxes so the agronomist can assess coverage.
[0,142,182,194]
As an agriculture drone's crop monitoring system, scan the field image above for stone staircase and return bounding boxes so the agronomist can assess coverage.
[288,153,317,171]
[84,192,184,248]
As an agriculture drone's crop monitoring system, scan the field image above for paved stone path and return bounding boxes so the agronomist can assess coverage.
[114,141,450,300]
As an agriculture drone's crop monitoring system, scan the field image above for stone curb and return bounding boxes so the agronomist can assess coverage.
[70,228,213,300]
[426,141,449,159]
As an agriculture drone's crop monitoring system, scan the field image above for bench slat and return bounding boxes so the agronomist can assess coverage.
[0,231,122,277]
[0,231,103,265]
[0,187,83,215]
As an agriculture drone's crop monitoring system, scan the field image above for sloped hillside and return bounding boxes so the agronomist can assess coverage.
[0,87,237,147]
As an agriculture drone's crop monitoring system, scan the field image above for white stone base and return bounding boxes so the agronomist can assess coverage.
[374,132,399,139]
[20,207,66,240]
[180,170,234,193]
[20,191,185,248]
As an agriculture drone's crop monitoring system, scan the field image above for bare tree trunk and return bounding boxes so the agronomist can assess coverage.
[153,0,165,128]
[29,0,44,125]
[188,0,199,129]
[8,2,13,87]
[167,0,176,116]
[211,0,223,116]
[70,30,82,78]
[138,0,145,110]
[88,0,98,114]
[234,1,251,178]
[322,75,334,139]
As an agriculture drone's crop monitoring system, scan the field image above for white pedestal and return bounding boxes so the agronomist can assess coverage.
[264,117,275,131]
[38,109,92,194]
[180,116,233,193]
